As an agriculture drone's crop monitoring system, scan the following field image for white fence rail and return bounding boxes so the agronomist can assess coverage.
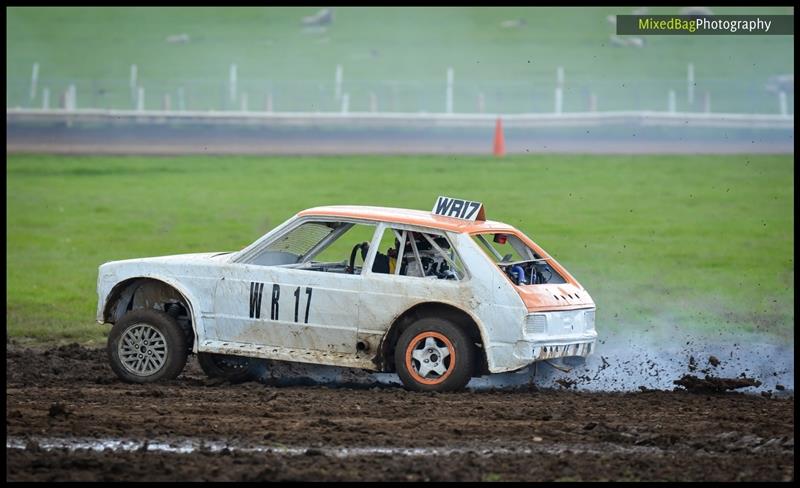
[6,107,794,130]
[7,63,794,116]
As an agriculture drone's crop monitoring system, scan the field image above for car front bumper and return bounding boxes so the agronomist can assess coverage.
[523,334,597,361]
[485,331,599,373]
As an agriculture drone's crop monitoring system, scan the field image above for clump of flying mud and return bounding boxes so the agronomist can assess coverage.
[672,354,764,393]
[673,374,761,394]
[501,324,793,397]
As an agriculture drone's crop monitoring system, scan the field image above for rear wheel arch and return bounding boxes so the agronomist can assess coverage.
[379,302,489,376]
[103,277,198,352]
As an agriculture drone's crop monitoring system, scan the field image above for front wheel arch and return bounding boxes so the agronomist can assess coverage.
[103,277,199,353]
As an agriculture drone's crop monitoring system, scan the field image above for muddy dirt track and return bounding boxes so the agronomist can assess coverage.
[6,344,794,481]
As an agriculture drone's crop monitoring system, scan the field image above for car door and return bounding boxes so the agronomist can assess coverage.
[210,219,377,354]
[356,223,471,350]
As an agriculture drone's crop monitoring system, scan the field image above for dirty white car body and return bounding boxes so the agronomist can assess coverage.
[97,197,597,389]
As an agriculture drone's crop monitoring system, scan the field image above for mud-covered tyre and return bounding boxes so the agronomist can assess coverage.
[107,309,188,383]
[395,317,476,392]
[197,353,264,383]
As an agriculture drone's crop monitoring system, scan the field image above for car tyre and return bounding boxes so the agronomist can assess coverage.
[108,309,188,383]
[395,317,476,392]
[197,353,264,383]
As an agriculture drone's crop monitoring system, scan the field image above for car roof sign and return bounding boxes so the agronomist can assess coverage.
[432,196,486,222]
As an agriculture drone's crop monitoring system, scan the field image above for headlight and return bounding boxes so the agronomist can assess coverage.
[584,310,595,331]
[525,314,547,334]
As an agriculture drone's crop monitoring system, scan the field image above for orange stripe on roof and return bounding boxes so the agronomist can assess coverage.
[297,205,515,233]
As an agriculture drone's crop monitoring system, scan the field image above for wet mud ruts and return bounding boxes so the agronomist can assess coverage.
[6,344,794,481]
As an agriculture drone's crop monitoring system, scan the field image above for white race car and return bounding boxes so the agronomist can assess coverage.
[97,196,597,391]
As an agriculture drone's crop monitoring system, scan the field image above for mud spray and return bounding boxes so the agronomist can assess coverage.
[252,324,794,395]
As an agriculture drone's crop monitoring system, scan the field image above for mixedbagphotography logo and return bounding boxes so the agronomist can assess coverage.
[617,14,794,35]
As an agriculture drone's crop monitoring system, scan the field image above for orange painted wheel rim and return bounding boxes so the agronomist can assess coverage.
[405,331,456,385]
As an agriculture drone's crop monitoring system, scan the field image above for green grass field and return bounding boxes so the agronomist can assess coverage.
[6,154,794,346]
[6,7,794,113]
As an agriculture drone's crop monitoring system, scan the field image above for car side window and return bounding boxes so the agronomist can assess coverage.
[246,220,378,274]
[369,227,465,280]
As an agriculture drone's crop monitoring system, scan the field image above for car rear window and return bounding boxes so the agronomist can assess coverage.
[472,232,566,285]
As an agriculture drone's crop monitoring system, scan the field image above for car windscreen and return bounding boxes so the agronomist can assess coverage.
[268,222,341,255]
[251,221,346,265]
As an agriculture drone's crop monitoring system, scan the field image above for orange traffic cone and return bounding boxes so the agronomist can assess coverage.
[493,117,506,157]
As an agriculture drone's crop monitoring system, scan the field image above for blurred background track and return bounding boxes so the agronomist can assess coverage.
[6,104,794,156]
[6,122,794,155]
